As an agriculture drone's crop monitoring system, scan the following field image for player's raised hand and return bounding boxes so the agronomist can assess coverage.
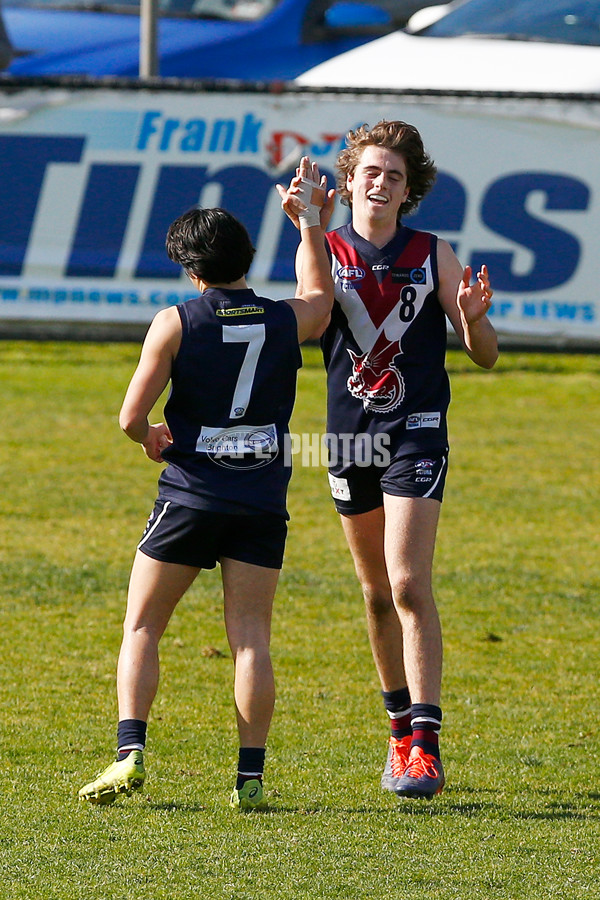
[277,155,326,228]
[456,264,493,324]
[276,156,335,231]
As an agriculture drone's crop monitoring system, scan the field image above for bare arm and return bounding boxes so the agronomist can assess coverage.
[293,241,331,338]
[119,306,182,462]
[276,157,335,343]
[437,239,498,369]
[286,225,334,343]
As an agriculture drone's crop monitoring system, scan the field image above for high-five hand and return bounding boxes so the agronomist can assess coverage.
[276,156,335,230]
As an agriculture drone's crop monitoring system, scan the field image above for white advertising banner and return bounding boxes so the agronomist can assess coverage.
[1,83,599,344]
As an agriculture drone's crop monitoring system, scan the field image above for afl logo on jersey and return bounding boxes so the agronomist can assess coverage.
[337,265,365,291]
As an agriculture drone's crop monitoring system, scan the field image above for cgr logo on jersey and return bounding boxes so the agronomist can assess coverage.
[337,265,365,292]
[406,412,441,430]
[391,267,426,284]
[415,457,435,483]
[347,331,405,414]
[216,306,265,317]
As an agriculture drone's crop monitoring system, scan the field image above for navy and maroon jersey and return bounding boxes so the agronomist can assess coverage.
[158,287,301,518]
[322,223,450,465]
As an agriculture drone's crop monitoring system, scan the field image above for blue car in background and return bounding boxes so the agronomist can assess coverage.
[1,0,440,79]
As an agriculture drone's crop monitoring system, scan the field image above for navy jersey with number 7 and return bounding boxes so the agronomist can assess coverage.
[158,287,302,518]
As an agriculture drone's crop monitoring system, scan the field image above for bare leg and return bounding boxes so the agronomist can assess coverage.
[117,550,200,722]
[340,507,407,692]
[221,557,280,747]
[382,495,442,705]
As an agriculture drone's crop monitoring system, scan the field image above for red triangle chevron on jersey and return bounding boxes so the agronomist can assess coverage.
[327,229,432,329]
[328,228,433,414]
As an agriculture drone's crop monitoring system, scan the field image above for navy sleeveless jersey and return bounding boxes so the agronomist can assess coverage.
[158,287,301,517]
[322,223,450,464]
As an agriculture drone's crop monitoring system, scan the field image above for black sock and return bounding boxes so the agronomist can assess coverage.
[382,687,412,739]
[236,747,266,790]
[117,718,147,760]
[410,703,442,759]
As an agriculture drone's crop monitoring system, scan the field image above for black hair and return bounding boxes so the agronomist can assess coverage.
[165,207,255,284]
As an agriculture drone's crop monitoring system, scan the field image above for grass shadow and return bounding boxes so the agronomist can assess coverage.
[510,795,600,821]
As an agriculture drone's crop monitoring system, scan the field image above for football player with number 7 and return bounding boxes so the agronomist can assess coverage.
[78,157,334,810]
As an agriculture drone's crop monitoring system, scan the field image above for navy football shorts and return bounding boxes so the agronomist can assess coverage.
[327,448,449,515]
[137,499,288,570]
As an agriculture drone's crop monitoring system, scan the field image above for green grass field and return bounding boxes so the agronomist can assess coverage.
[0,340,599,899]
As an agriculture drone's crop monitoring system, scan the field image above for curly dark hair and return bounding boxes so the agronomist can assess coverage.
[165,207,255,285]
[336,120,437,220]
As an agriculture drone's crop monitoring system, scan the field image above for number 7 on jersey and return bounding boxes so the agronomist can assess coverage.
[222,324,266,419]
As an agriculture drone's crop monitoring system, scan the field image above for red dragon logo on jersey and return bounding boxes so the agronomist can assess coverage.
[347,331,405,413]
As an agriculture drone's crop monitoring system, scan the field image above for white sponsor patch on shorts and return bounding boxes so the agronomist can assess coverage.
[328,473,351,501]
[406,412,441,430]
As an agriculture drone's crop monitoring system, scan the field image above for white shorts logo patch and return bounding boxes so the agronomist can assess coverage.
[406,412,441,430]
[328,473,351,501]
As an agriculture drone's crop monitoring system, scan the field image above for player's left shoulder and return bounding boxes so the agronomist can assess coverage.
[435,237,459,267]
